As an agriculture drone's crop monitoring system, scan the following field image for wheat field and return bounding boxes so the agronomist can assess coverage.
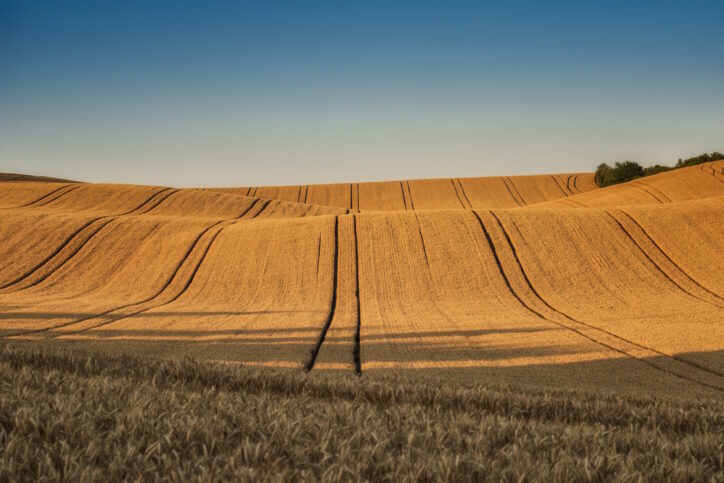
[1,164,723,398]
[2,164,724,479]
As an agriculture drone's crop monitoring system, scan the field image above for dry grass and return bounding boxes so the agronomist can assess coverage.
[1,342,722,482]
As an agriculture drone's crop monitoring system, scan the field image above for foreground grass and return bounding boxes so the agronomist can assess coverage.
[1,343,722,481]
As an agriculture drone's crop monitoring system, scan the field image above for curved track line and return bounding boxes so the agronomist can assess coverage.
[635,180,672,203]
[19,184,75,207]
[400,182,408,210]
[352,214,362,375]
[603,212,724,311]
[0,188,168,291]
[2,199,263,339]
[487,211,724,383]
[631,182,665,203]
[645,183,672,203]
[550,175,569,197]
[617,209,724,304]
[701,164,724,184]
[414,213,431,270]
[11,184,74,209]
[48,199,267,336]
[501,178,522,207]
[450,179,466,208]
[61,221,237,337]
[506,177,528,205]
[573,175,580,193]
[32,185,83,208]
[566,175,578,194]
[558,199,579,209]
[566,198,588,208]
[472,210,723,388]
[456,178,473,209]
[559,175,575,196]
[406,181,416,210]
[305,216,339,371]
[137,189,180,215]
[0,188,175,293]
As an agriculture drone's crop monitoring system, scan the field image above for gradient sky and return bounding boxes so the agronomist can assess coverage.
[1,1,722,186]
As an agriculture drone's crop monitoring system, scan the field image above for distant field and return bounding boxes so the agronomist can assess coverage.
[1,162,723,397]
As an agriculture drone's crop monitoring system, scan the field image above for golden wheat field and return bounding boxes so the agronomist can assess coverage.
[1,163,723,398]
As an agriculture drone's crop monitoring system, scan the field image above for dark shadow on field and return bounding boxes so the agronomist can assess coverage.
[0,310,323,320]
[3,307,723,398]
[9,336,724,399]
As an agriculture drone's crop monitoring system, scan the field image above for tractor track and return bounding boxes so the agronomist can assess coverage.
[630,182,665,203]
[406,181,416,210]
[471,210,724,391]
[9,184,77,209]
[305,215,339,371]
[615,209,724,305]
[603,211,724,311]
[2,199,264,339]
[450,179,466,208]
[456,178,473,208]
[550,175,570,197]
[506,177,527,206]
[0,188,177,293]
[48,199,272,338]
[0,188,170,293]
[352,214,362,376]
[501,178,523,207]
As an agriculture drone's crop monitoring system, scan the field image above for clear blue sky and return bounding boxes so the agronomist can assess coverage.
[1,1,722,186]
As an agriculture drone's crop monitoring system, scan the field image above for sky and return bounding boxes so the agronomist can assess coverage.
[1,1,722,187]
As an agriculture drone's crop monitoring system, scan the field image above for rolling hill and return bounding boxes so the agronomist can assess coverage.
[1,162,723,398]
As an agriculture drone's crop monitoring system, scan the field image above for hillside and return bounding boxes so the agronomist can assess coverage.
[1,163,723,398]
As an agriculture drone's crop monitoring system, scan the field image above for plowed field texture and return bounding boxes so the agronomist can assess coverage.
[2,163,723,480]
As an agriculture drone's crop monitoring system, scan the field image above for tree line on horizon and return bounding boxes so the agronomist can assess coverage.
[594,152,724,187]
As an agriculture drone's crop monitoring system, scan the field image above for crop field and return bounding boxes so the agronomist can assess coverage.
[1,162,723,478]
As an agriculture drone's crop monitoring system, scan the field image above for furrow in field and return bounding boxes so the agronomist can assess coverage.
[352,215,362,375]
[406,181,416,210]
[637,182,666,203]
[313,215,360,372]
[15,184,75,208]
[506,177,528,205]
[305,216,339,371]
[455,178,473,208]
[501,178,523,206]
[573,174,581,193]
[55,221,235,338]
[3,199,263,338]
[400,182,409,210]
[32,185,83,208]
[641,182,672,203]
[701,164,724,184]
[632,181,667,203]
[614,209,724,306]
[450,179,467,208]
[550,175,570,197]
[475,211,724,391]
[603,211,724,313]
[0,188,170,292]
